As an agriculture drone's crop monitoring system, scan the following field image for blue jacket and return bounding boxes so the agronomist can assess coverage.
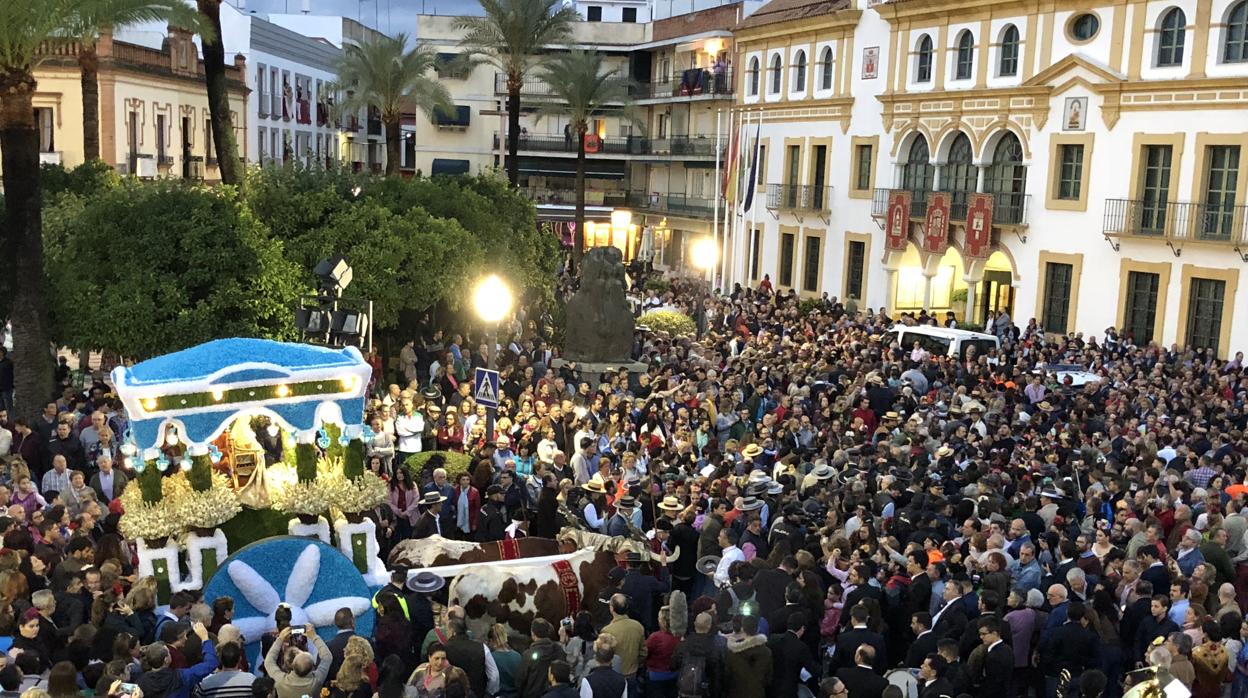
[136,640,217,698]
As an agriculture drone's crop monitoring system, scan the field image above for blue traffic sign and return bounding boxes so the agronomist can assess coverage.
[474,367,500,408]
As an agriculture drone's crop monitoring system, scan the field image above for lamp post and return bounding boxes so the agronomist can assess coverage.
[472,274,513,440]
[689,238,718,337]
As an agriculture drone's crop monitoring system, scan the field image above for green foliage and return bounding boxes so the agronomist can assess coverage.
[798,298,824,315]
[323,423,345,463]
[639,309,696,337]
[138,463,163,504]
[344,439,365,480]
[644,278,671,295]
[218,507,294,551]
[295,442,318,483]
[188,454,212,492]
[334,33,452,125]
[404,451,474,483]
[43,180,303,358]
[950,288,968,303]
[40,160,120,202]
[456,0,578,81]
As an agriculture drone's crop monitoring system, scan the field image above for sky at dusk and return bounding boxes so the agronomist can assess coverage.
[228,0,486,36]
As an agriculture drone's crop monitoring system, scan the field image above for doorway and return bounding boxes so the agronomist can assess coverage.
[976,270,1015,326]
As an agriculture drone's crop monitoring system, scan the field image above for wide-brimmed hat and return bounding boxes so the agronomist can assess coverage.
[867,372,883,385]
[420,387,441,403]
[810,464,835,480]
[935,445,954,458]
[419,491,446,506]
[738,496,764,511]
[747,470,770,484]
[883,411,901,421]
[657,495,684,512]
[745,482,768,498]
[696,555,721,576]
[615,495,638,510]
[426,403,443,413]
[583,478,608,494]
[407,571,445,594]
[1037,401,1054,412]
[1040,489,1063,499]
[742,444,763,459]
[766,480,784,495]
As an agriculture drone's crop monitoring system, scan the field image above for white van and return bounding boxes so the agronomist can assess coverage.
[883,325,1000,362]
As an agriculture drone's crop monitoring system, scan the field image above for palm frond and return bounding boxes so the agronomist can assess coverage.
[456,0,576,79]
[0,0,79,70]
[333,33,453,124]
[61,0,215,46]
[535,50,640,132]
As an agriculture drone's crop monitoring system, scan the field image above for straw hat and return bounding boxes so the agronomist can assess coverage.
[582,478,608,494]
[418,491,446,506]
[742,443,763,459]
[657,496,684,512]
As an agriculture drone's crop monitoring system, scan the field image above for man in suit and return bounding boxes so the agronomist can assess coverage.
[1134,594,1180,665]
[907,550,934,616]
[974,618,1013,698]
[768,611,820,698]
[325,608,360,681]
[753,556,798,619]
[931,582,969,642]
[765,584,808,637]
[906,612,939,669]
[918,654,956,698]
[836,645,888,698]
[959,590,1012,659]
[840,564,884,628]
[412,492,446,539]
[832,604,887,674]
[1137,545,1171,596]
[1039,602,1100,698]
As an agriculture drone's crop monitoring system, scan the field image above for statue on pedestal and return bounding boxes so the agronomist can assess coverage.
[564,247,635,363]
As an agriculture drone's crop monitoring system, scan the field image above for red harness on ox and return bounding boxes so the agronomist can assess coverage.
[550,560,580,614]
[496,538,521,560]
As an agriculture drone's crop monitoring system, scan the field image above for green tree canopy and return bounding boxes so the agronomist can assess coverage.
[44,180,303,358]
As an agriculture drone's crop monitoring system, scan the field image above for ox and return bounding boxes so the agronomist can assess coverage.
[388,535,561,568]
[449,535,677,639]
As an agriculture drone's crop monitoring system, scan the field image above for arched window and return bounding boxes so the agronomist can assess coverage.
[902,137,934,213]
[999,25,1020,76]
[1224,0,1247,62]
[985,132,1027,223]
[943,133,978,213]
[792,50,807,92]
[1157,8,1186,66]
[747,57,760,96]
[818,47,834,90]
[955,31,974,80]
[769,54,782,94]
[916,35,933,82]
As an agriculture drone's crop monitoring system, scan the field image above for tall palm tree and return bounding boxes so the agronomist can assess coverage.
[197,0,241,184]
[0,0,83,418]
[335,33,452,177]
[61,0,211,161]
[538,50,635,274]
[457,0,577,187]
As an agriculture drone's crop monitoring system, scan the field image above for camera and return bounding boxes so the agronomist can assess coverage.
[291,627,305,636]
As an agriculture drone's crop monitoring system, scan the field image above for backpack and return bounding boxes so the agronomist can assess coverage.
[676,655,707,697]
[725,585,755,617]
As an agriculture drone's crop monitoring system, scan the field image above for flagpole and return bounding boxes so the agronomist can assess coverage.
[734,107,747,287]
[748,107,761,288]
[712,108,721,289]
[723,107,738,287]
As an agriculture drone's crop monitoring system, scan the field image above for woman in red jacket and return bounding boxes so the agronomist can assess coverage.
[451,473,481,540]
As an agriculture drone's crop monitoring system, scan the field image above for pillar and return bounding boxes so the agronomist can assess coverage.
[976,165,987,192]
[963,281,976,325]
[922,271,935,311]
[885,268,898,316]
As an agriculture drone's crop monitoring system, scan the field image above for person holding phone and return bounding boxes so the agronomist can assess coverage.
[136,621,217,698]
[264,624,332,698]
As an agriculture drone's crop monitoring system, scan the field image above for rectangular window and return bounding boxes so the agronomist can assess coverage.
[156,114,167,159]
[1202,145,1240,239]
[811,145,827,209]
[846,240,866,300]
[270,68,280,117]
[854,143,873,191]
[34,107,54,152]
[257,64,268,116]
[784,144,800,207]
[779,232,796,287]
[1139,144,1173,233]
[1057,144,1084,200]
[1124,271,1160,344]
[749,228,762,282]
[1186,277,1225,354]
[1041,262,1073,333]
[756,144,767,189]
[622,7,636,22]
[586,5,602,21]
[205,119,213,163]
[802,236,821,292]
[258,126,267,161]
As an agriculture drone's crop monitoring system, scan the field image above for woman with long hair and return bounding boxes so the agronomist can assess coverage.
[406,642,471,698]
[373,594,414,674]
[374,654,415,698]
[487,623,520,698]
[389,468,419,541]
[46,661,79,698]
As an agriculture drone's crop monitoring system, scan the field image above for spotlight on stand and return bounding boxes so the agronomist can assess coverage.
[296,257,373,350]
[313,257,353,299]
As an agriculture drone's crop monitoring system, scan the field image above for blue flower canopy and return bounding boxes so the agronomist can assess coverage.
[112,338,372,451]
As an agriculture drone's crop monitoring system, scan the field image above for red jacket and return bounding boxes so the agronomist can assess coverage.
[453,485,481,532]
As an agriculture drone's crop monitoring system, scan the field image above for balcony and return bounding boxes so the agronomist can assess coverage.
[871,189,1030,227]
[631,191,715,217]
[492,131,633,155]
[38,151,62,166]
[767,184,833,218]
[494,73,556,98]
[637,135,720,158]
[367,118,382,137]
[635,68,734,100]
[1103,199,1248,253]
[158,154,174,168]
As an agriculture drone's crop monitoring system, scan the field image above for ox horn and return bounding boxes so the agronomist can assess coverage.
[643,545,680,564]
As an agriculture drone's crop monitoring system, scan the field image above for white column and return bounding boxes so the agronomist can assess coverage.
[963,281,977,325]
[922,272,935,310]
[885,268,898,316]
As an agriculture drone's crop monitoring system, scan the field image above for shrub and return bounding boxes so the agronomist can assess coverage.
[644,278,671,295]
[798,298,824,315]
[405,451,475,483]
[639,309,696,337]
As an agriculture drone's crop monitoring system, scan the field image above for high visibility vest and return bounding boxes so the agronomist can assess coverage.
[371,587,410,621]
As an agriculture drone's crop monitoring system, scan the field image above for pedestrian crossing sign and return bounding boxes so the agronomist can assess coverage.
[474,367,500,407]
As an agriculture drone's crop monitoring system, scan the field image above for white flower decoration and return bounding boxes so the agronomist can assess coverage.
[226,544,372,642]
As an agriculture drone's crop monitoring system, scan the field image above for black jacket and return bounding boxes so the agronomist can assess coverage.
[1040,621,1100,678]
[932,603,969,642]
[752,567,793,619]
[975,643,1014,698]
[514,637,566,698]
[841,585,885,627]
[831,626,887,674]
[672,632,723,697]
[767,631,819,698]
[412,510,440,539]
[477,501,507,542]
[919,676,956,698]
[325,630,358,680]
[445,634,490,698]
[531,487,561,539]
[836,666,888,698]
[583,664,627,698]
[905,630,940,669]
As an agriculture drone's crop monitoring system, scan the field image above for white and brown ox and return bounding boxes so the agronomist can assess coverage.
[448,532,676,639]
[388,526,653,569]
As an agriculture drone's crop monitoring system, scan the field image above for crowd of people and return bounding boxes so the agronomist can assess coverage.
[1,270,1248,698]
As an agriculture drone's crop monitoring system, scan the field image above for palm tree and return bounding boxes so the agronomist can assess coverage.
[61,0,210,162]
[0,0,83,418]
[197,0,241,185]
[538,50,636,274]
[335,33,452,177]
[456,0,577,187]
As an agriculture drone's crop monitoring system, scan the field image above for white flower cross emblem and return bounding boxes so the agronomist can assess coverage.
[227,543,372,642]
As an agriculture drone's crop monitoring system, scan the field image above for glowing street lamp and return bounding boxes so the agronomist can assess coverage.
[690,237,718,271]
[473,274,513,326]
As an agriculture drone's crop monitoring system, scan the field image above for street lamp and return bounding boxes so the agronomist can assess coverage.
[690,237,718,271]
[473,274,513,441]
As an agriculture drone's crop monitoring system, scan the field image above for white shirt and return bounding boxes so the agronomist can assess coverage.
[394,412,425,453]
[715,545,745,586]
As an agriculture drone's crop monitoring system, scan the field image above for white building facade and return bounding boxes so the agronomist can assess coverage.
[727,0,1248,358]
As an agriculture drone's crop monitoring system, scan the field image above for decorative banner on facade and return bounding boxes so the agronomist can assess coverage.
[885,190,912,251]
[965,193,995,258]
[584,133,601,153]
[923,192,951,254]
